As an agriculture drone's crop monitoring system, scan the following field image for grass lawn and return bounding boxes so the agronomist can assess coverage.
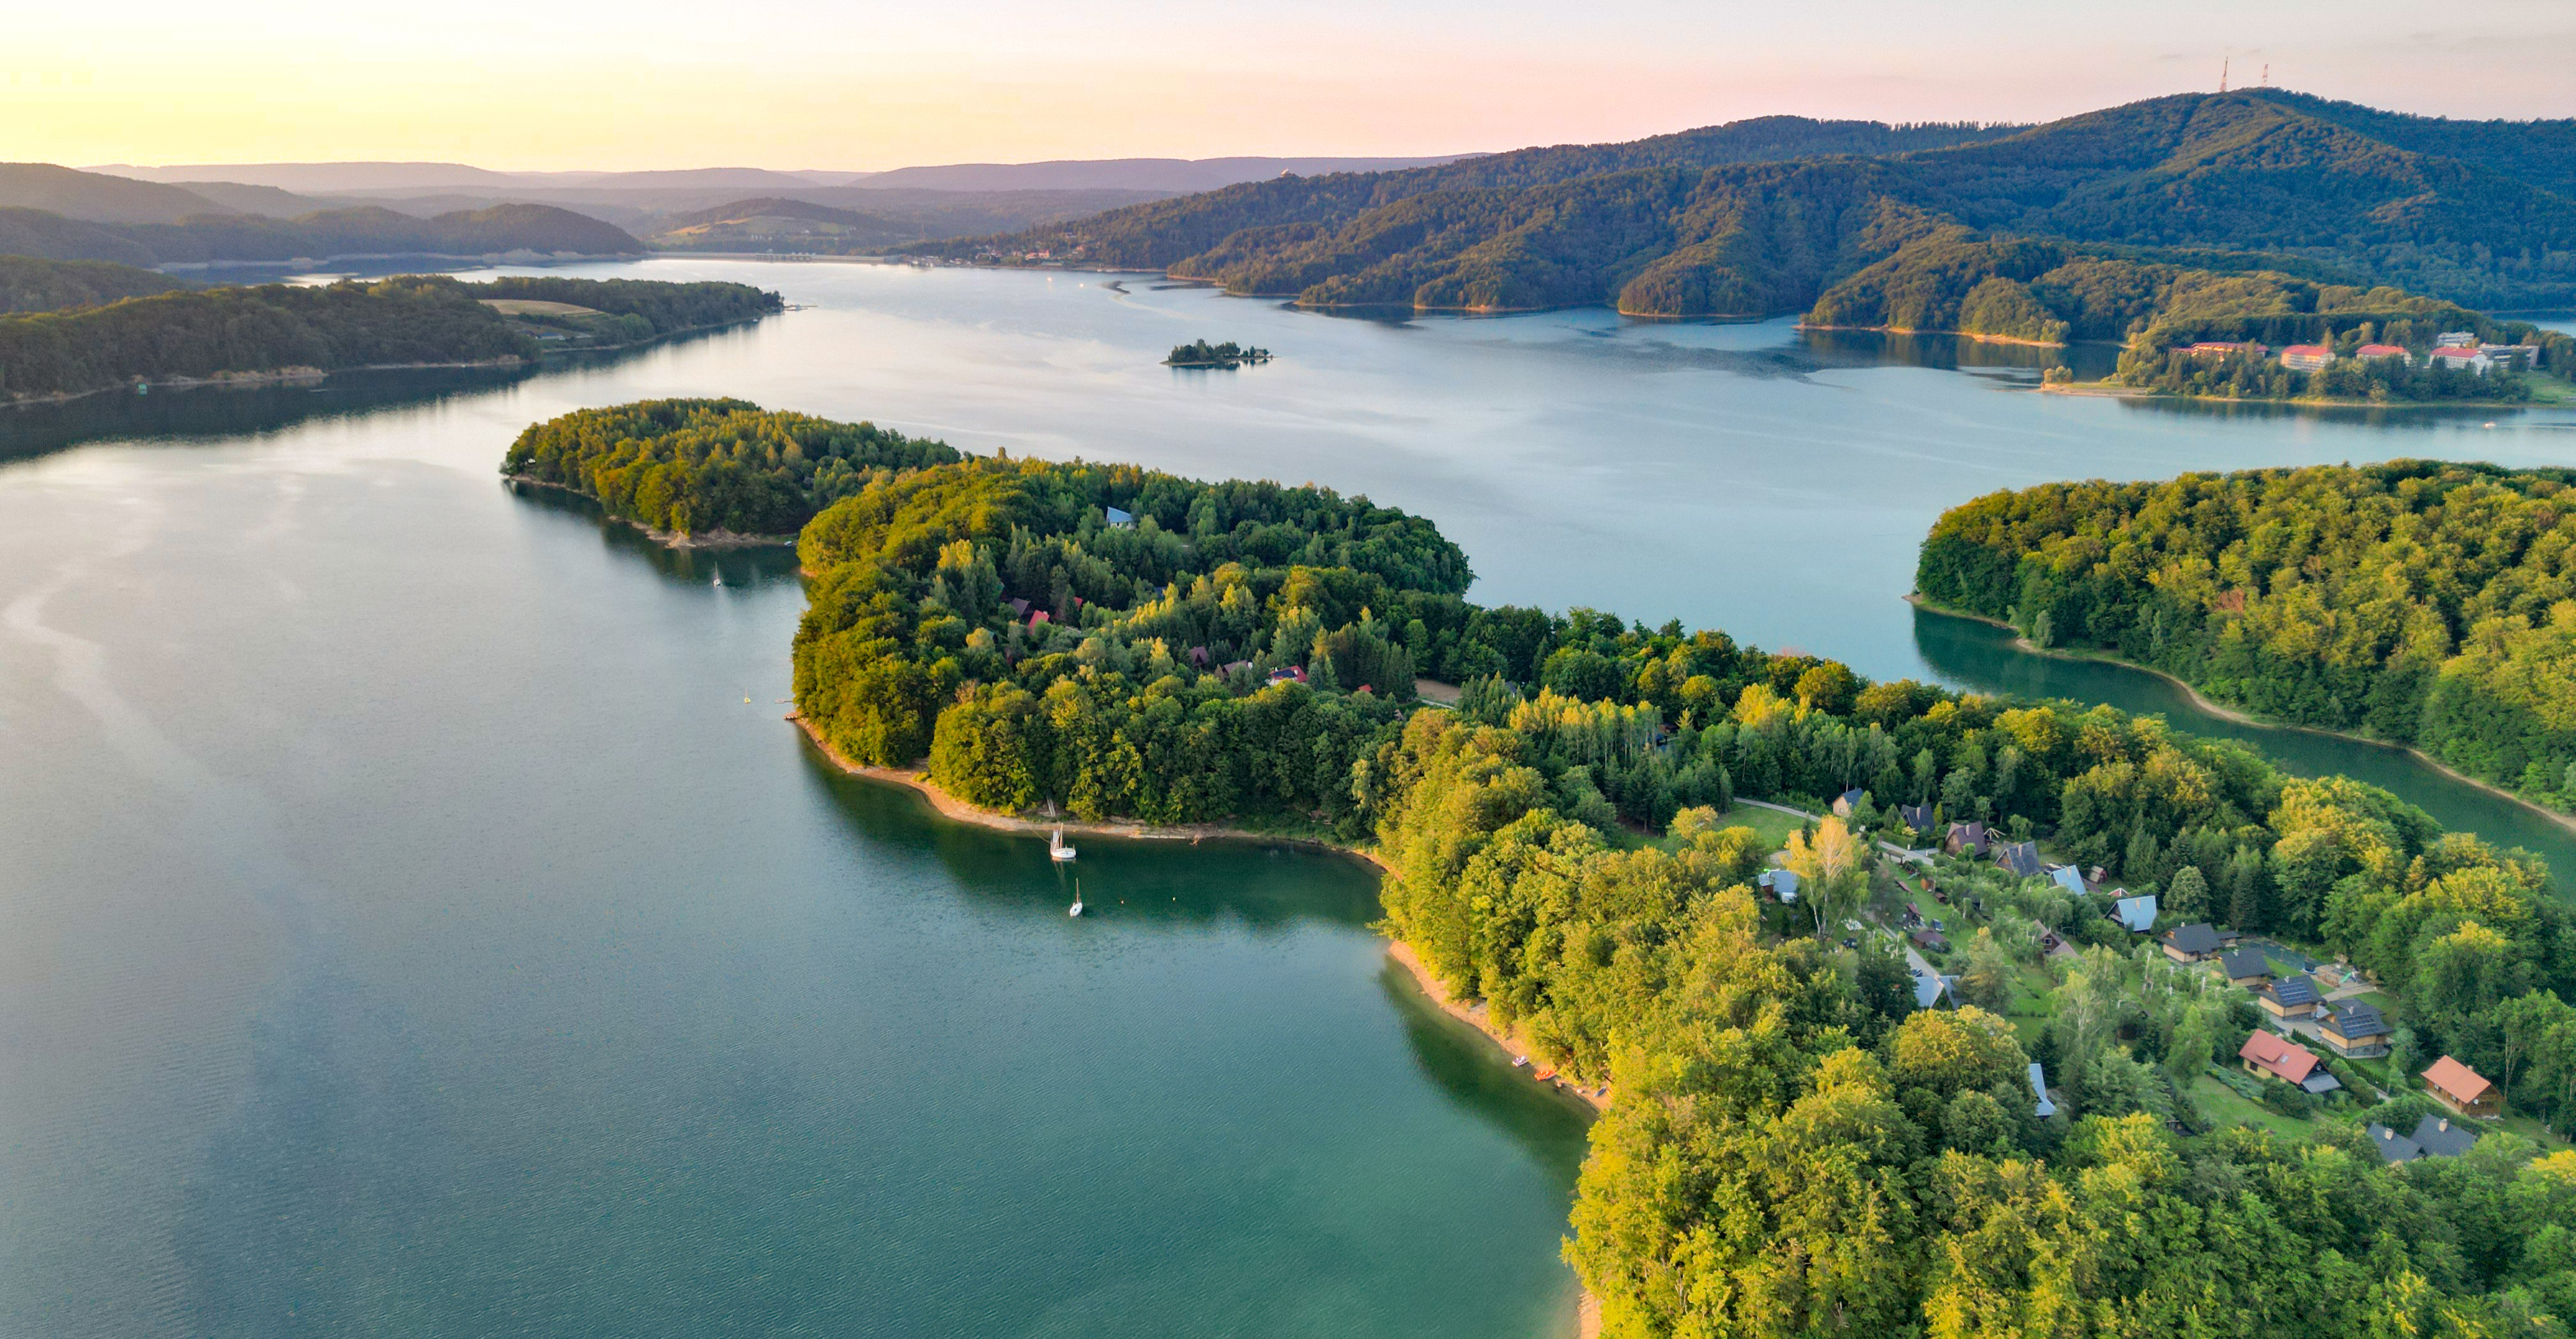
[2191,1074,2315,1138]
[1696,804,1810,848]
[2004,963,2058,1045]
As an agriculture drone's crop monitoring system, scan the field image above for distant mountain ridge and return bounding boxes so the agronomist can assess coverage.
[912,93,2576,314]
[0,201,642,268]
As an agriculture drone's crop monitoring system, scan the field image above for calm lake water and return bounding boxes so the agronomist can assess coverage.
[6,259,2576,1338]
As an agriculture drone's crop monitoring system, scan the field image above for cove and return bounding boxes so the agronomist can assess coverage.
[7,258,2576,1337]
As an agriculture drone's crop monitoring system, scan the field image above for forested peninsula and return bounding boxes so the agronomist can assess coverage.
[526,400,2576,1336]
[1919,461,2576,820]
[0,275,780,402]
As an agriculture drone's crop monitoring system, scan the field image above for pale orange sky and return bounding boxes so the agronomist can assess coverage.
[11,0,2576,170]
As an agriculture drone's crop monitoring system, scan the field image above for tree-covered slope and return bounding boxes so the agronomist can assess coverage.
[920,91,2576,313]
[0,163,233,225]
[503,399,960,540]
[1918,460,2576,812]
[717,410,2576,1334]
[0,201,641,266]
[0,255,187,314]
[0,275,776,400]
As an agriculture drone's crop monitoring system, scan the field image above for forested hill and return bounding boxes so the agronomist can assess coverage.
[1918,460,2576,816]
[0,275,778,401]
[0,201,640,266]
[676,401,2576,1333]
[916,91,2576,314]
[0,256,186,313]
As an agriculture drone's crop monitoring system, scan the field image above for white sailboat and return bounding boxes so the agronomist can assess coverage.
[1049,825,1077,862]
[1070,878,1084,917]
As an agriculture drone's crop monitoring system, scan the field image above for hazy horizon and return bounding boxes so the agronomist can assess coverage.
[12,0,2576,172]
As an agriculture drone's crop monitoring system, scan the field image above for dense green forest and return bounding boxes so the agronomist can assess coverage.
[503,399,960,540]
[731,412,2576,1333]
[0,202,638,266]
[0,254,185,313]
[0,275,778,400]
[1919,461,2576,816]
[919,92,2576,314]
[1803,229,2574,399]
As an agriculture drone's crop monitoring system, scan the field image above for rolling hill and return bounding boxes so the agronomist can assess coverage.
[0,199,642,267]
[914,93,2576,314]
[0,164,235,225]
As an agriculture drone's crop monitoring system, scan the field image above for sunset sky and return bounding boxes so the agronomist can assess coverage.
[11,0,2576,171]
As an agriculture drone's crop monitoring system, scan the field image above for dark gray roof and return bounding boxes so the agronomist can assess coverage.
[2411,1115,2478,1159]
[2370,1123,2425,1163]
[1900,804,1934,829]
[2269,975,2321,1006]
[2221,948,2269,979]
[1996,841,2042,876]
[2327,1001,2389,1038]
[2165,923,2223,954]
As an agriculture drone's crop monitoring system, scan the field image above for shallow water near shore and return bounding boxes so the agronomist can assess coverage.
[6,259,2576,1337]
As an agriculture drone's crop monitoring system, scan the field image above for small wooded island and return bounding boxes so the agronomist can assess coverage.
[514,397,2576,1337]
[1163,339,1271,368]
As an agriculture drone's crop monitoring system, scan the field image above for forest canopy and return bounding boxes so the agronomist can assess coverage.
[1919,460,2576,816]
[0,254,186,314]
[705,410,2576,1336]
[0,275,779,401]
[503,399,961,540]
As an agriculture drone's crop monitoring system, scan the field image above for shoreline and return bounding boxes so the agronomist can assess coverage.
[4,356,528,408]
[1796,322,2076,349]
[501,475,797,549]
[2035,379,2552,410]
[1908,595,2576,842]
[786,710,1608,1337]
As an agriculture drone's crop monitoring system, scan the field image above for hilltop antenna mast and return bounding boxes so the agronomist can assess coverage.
[2260,63,2270,87]
[2220,57,2229,92]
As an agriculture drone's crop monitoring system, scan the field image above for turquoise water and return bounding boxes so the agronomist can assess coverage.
[6,260,2576,1338]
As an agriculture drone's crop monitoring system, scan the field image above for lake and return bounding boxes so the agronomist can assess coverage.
[4,259,2574,1338]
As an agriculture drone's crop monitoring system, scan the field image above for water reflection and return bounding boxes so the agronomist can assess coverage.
[501,480,803,586]
[1913,603,2576,890]
[0,326,758,466]
[1797,327,2122,381]
[799,747,1385,931]
[0,365,534,463]
[1381,961,1596,1183]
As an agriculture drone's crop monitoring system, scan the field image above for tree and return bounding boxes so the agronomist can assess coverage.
[2166,865,2211,919]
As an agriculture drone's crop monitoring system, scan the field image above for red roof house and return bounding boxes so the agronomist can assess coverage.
[2281,344,2334,371]
[2355,343,2408,360]
[2423,1055,2501,1117]
[2241,1030,2339,1094]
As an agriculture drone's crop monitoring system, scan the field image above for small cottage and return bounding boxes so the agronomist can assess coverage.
[1994,841,2042,878]
[2162,922,2225,963]
[2319,1001,2391,1059]
[2241,1031,2340,1095]
[1899,803,1935,832]
[1832,788,1866,818]
[2113,893,2159,933]
[1103,506,1135,529]
[1945,822,1989,857]
[2220,947,2272,988]
[2423,1056,2501,1117]
[2258,975,2323,1021]
[1758,868,1801,904]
